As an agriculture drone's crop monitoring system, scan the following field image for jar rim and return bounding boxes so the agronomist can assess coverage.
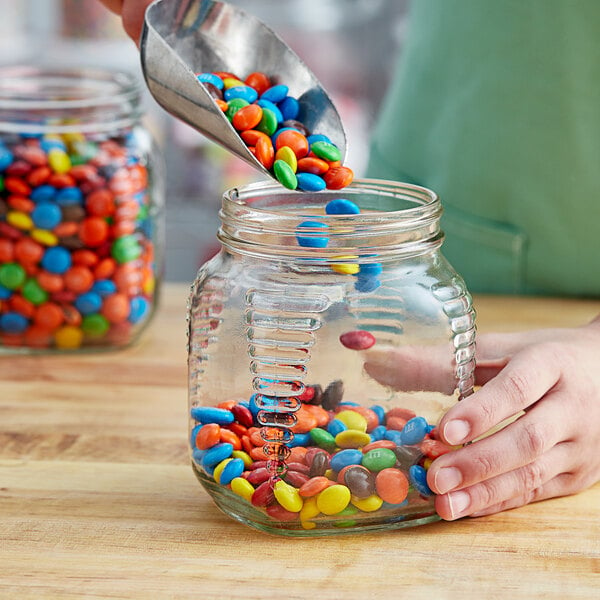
[0,66,142,134]
[219,178,444,260]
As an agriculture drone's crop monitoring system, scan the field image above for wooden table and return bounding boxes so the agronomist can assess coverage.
[1,284,599,599]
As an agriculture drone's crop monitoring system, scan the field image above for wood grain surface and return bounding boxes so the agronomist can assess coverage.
[1,284,599,599]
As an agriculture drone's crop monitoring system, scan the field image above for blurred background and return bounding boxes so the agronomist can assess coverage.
[1,0,409,282]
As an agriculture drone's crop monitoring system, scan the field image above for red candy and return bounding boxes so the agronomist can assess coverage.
[339,329,376,350]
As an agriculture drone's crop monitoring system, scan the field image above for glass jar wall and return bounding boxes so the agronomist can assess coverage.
[0,67,164,352]
[188,179,476,536]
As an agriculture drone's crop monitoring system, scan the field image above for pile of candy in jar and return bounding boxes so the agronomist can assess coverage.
[0,132,156,350]
[190,382,455,529]
[190,198,456,528]
[196,71,354,191]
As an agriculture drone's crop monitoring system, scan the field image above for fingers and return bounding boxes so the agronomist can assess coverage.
[437,342,562,446]
[432,441,575,520]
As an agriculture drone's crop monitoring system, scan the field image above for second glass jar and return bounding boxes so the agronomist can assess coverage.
[188,179,476,536]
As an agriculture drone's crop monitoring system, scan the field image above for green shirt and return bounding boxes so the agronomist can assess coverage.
[367,0,600,297]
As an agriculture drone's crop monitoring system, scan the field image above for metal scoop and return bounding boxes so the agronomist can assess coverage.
[140,0,347,180]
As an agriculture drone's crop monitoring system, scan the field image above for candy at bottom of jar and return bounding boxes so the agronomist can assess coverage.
[190,384,458,531]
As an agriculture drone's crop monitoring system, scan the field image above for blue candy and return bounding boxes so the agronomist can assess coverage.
[224,85,258,104]
[409,465,434,496]
[202,442,234,469]
[369,425,387,442]
[307,133,332,146]
[31,185,56,203]
[0,146,14,171]
[41,246,71,274]
[31,203,62,229]
[327,418,347,437]
[296,172,326,192]
[370,405,386,425]
[257,99,283,123]
[92,279,117,297]
[401,416,429,446]
[260,84,289,103]
[55,187,83,206]
[40,138,67,152]
[0,312,28,334]
[197,72,224,89]
[359,263,383,276]
[74,291,103,315]
[278,95,300,121]
[330,449,363,472]
[219,457,245,485]
[288,432,311,447]
[190,423,203,448]
[296,220,329,248]
[383,429,404,446]
[190,406,235,425]
[129,296,150,324]
[0,283,12,300]
[325,198,360,215]
[354,275,381,293]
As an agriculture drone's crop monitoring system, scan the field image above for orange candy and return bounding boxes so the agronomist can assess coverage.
[375,468,409,505]
[291,406,318,434]
[14,238,44,264]
[245,71,271,95]
[232,104,263,131]
[71,249,99,267]
[196,423,221,450]
[255,135,274,169]
[100,293,130,324]
[219,428,242,450]
[34,302,64,330]
[63,265,94,294]
[78,217,109,247]
[323,166,354,189]
[9,295,35,319]
[296,156,329,175]
[94,257,116,280]
[36,271,64,293]
[275,130,309,159]
[240,129,271,147]
[86,189,116,218]
[298,476,333,498]
[0,239,14,262]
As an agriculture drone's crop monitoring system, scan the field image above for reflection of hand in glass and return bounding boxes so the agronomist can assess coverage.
[368,319,600,519]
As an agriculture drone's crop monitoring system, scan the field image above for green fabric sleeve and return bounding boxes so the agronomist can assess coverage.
[367,0,600,297]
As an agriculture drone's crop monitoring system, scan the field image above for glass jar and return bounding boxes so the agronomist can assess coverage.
[187,179,476,536]
[0,66,164,352]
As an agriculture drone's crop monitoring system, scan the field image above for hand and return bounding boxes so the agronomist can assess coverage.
[98,0,154,44]
[427,315,600,519]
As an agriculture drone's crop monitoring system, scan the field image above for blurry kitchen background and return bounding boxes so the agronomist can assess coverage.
[1,0,408,282]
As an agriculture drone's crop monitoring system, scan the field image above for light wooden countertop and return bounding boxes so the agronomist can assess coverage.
[1,283,599,599]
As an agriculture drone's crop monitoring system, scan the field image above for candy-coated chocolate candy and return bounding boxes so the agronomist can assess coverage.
[274,146,297,172]
[329,448,363,472]
[191,406,235,425]
[335,430,371,449]
[309,427,336,452]
[317,484,351,515]
[273,159,298,190]
[295,220,328,247]
[321,379,344,410]
[218,457,245,485]
[202,442,234,470]
[325,198,360,215]
[231,476,255,502]
[351,494,383,512]
[309,140,341,162]
[409,464,434,496]
[255,108,278,136]
[361,448,397,472]
[401,416,429,446]
[307,450,329,477]
[296,172,326,192]
[324,166,354,190]
[299,476,332,498]
[339,329,376,350]
[251,478,275,507]
[375,468,409,504]
[326,418,347,437]
[330,256,359,275]
[335,410,368,432]
[260,84,289,103]
[299,496,320,528]
[232,103,263,131]
[274,479,303,512]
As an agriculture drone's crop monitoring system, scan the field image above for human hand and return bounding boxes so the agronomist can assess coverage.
[426,316,600,519]
[98,0,154,44]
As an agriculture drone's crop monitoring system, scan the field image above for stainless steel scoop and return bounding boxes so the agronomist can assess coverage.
[140,0,347,180]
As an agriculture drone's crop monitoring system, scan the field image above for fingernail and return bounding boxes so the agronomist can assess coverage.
[434,467,463,494]
[443,419,470,445]
[447,490,470,519]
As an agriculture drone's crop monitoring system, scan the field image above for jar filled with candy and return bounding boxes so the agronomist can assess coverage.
[0,66,164,352]
[187,179,476,536]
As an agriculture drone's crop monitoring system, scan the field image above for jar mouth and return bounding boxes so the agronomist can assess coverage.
[0,66,142,134]
[219,179,444,259]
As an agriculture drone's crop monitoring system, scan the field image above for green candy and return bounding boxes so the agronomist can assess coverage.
[273,159,298,190]
[111,235,142,264]
[0,263,26,290]
[361,448,397,472]
[333,505,359,528]
[22,278,49,305]
[255,108,278,136]
[310,140,342,162]
[82,314,110,337]
[225,98,249,121]
[309,427,337,452]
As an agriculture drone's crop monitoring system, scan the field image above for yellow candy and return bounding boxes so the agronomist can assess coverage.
[330,256,360,275]
[6,211,33,231]
[316,484,351,515]
[351,494,383,512]
[275,146,297,172]
[54,325,84,349]
[336,410,368,432]
[300,496,320,530]
[231,450,253,468]
[230,477,255,502]
[423,458,433,470]
[222,77,245,89]
[335,430,372,449]
[30,229,58,246]
[273,480,303,513]
[48,148,71,174]
[213,458,232,484]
